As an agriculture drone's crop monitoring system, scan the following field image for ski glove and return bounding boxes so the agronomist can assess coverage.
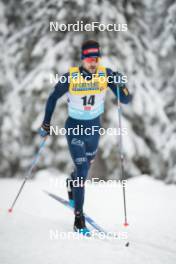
[38,123,50,137]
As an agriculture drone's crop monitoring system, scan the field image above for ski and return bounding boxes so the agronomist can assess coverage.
[44,190,129,246]
[44,190,118,238]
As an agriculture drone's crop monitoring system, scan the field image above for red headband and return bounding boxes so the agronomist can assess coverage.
[83,48,99,55]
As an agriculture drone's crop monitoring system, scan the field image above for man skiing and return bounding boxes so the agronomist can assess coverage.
[39,40,132,235]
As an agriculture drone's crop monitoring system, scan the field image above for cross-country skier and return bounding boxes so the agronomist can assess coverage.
[39,40,132,235]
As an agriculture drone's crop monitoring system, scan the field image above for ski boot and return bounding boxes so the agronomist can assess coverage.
[74,211,91,236]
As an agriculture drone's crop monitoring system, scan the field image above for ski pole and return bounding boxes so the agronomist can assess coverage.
[116,86,129,226]
[8,136,47,213]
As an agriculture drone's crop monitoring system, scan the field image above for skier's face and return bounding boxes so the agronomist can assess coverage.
[82,57,99,74]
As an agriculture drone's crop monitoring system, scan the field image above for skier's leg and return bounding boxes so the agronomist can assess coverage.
[85,129,100,167]
[64,117,101,235]
[66,125,100,212]
[65,134,90,213]
[73,155,89,214]
[74,132,101,211]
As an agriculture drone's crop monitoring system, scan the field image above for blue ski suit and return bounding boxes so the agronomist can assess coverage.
[42,66,132,213]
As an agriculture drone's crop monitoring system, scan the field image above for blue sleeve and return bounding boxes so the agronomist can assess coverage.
[106,68,132,104]
[42,72,69,124]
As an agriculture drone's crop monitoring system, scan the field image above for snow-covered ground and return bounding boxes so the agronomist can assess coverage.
[0,172,176,264]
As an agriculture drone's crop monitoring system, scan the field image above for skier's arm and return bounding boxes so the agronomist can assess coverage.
[42,72,69,125]
[106,68,132,104]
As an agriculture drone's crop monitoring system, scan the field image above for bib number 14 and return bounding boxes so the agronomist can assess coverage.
[81,95,95,106]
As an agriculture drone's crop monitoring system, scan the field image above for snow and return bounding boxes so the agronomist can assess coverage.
[0,172,176,264]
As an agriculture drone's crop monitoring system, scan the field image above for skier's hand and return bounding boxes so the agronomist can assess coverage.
[38,123,50,137]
